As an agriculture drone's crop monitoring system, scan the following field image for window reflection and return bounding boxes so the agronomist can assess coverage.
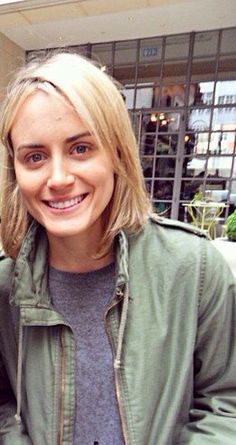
[188,110,211,131]
[218,55,236,79]
[221,28,236,54]
[113,65,136,83]
[215,81,236,105]
[163,60,188,80]
[212,107,236,131]
[155,157,176,177]
[91,43,112,65]
[139,38,162,62]
[189,82,214,106]
[160,84,186,107]
[210,132,235,155]
[136,87,154,108]
[193,31,218,57]
[191,57,216,78]
[137,63,162,82]
[114,40,137,64]
[141,112,180,155]
[122,88,134,109]
[142,157,154,178]
[153,180,173,199]
[165,34,189,59]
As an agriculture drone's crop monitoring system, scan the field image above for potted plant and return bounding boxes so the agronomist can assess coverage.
[211,210,236,279]
[224,209,236,242]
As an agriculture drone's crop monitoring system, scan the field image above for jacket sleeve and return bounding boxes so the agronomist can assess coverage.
[177,240,236,444]
[0,354,32,445]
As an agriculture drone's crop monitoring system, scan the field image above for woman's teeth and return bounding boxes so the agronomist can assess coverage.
[48,194,85,209]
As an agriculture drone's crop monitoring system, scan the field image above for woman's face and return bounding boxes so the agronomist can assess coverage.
[11,90,115,248]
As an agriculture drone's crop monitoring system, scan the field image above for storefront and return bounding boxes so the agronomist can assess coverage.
[28,27,236,221]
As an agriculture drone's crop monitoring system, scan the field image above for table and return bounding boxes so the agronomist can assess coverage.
[182,200,229,239]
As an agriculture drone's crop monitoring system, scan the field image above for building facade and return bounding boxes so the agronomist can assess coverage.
[28,26,236,222]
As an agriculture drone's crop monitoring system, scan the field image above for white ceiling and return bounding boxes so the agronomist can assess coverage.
[0,0,235,51]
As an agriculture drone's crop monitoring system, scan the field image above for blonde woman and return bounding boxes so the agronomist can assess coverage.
[0,52,235,445]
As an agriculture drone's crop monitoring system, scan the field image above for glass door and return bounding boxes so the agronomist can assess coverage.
[130,109,185,219]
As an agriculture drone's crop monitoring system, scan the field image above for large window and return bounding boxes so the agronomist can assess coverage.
[27,27,236,223]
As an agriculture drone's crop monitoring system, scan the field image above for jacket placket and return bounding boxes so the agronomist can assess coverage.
[104,285,134,445]
[19,307,75,445]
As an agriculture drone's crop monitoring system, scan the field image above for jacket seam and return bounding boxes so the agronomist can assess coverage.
[119,366,138,445]
[52,326,61,445]
[111,309,137,445]
[198,239,207,307]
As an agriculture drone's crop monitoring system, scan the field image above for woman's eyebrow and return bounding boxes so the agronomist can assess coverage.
[15,131,92,151]
[65,131,92,143]
[16,143,44,151]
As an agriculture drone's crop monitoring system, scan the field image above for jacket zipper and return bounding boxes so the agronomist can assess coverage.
[58,327,65,445]
[104,287,130,445]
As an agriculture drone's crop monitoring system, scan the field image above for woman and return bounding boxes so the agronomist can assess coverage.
[0,52,235,445]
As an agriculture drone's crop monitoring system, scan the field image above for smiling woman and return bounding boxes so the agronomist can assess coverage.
[0,53,150,263]
[0,52,236,445]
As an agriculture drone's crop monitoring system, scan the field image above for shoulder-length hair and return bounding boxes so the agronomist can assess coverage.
[0,52,152,259]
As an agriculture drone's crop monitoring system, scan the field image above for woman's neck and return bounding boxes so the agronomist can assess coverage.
[47,233,114,273]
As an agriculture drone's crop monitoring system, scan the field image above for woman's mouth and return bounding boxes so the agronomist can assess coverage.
[46,194,87,210]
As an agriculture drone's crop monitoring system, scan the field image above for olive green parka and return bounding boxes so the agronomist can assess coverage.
[0,217,236,444]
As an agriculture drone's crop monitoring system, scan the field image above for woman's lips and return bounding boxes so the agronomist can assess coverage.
[45,193,88,210]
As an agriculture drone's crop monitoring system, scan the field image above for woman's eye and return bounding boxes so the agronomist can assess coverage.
[72,144,89,155]
[26,153,43,163]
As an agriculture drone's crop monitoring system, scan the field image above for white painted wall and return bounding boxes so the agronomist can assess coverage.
[0,0,235,50]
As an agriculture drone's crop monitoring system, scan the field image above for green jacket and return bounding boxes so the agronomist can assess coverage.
[0,217,236,445]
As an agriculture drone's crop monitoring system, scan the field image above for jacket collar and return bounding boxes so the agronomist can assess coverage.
[10,221,129,308]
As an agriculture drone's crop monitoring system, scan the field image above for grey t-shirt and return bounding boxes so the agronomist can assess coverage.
[49,263,124,445]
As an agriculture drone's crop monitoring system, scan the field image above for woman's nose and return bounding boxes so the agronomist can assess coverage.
[47,160,75,189]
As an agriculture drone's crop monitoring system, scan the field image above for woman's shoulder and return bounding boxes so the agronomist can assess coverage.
[130,215,207,251]
[148,214,207,239]
[129,215,226,271]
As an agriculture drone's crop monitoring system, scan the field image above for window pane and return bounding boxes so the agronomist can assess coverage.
[212,108,236,131]
[188,109,211,131]
[114,40,137,64]
[113,65,136,84]
[156,134,179,155]
[218,55,236,80]
[91,43,112,65]
[193,133,210,155]
[163,60,188,81]
[144,179,152,195]
[137,63,162,82]
[153,202,172,217]
[141,156,154,178]
[141,113,180,155]
[153,180,174,200]
[155,157,176,177]
[140,37,163,62]
[193,31,219,57]
[189,82,214,106]
[215,81,236,105]
[181,178,205,199]
[165,34,189,59]
[135,87,154,108]
[221,28,236,54]
[191,57,216,79]
[161,84,186,107]
[206,156,233,178]
[122,88,134,109]
[210,131,235,155]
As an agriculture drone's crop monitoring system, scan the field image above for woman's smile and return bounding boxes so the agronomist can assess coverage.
[45,193,88,210]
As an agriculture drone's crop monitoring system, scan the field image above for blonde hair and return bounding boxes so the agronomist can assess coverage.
[0,52,151,259]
